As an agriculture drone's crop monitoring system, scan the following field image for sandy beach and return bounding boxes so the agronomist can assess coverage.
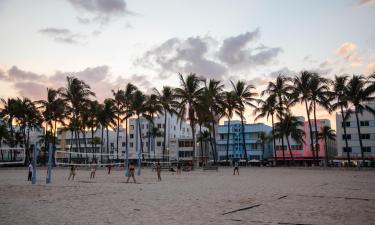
[0,167,374,225]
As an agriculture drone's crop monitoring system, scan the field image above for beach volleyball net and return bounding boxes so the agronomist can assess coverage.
[0,147,26,165]
[54,151,173,167]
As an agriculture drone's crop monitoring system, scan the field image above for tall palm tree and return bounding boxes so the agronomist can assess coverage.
[257,132,270,162]
[132,90,147,160]
[231,80,258,163]
[223,91,236,162]
[331,75,351,164]
[202,79,225,164]
[197,130,211,164]
[254,94,277,164]
[86,100,100,153]
[174,73,203,167]
[292,71,316,164]
[102,99,116,162]
[142,94,161,160]
[122,83,137,171]
[345,75,375,165]
[309,73,331,163]
[318,126,336,167]
[112,89,126,160]
[0,124,9,160]
[153,86,177,161]
[1,98,19,148]
[262,75,293,165]
[195,97,211,166]
[60,77,95,155]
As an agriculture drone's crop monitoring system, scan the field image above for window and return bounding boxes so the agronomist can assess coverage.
[122,142,126,147]
[343,147,352,153]
[157,124,162,128]
[174,126,176,130]
[362,147,371,152]
[360,121,369,126]
[130,125,134,130]
[157,141,161,147]
[220,134,225,140]
[250,144,258,149]
[361,134,370,139]
[342,134,351,140]
[129,142,134,148]
[130,134,134,139]
[342,122,351,128]
[110,143,114,147]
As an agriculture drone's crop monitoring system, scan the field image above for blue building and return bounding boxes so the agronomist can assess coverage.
[216,120,273,161]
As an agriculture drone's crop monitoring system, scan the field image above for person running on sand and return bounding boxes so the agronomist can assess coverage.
[156,162,162,181]
[27,162,33,182]
[90,160,97,179]
[68,165,76,181]
[233,160,239,175]
[126,161,136,183]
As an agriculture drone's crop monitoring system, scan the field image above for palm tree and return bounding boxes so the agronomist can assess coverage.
[262,75,293,165]
[318,126,336,167]
[197,130,211,165]
[254,94,277,165]
[0,124,9,160]
[309,73,331,163]
[112,89,125,160]
[331,75,351,164]
[174,73,203,167]
[202,79,225,164]
[257,132,270,163]
[1,98,19,148]
[345,75,375,165]
[102,99,116,162]
[153,86,177,161]
[86,100,100,154]
[292,71,316,165]
[150,127,161,159]
[60,77,95,155]
[122,83,137,170]
[223,91,236,162]
[231,80,258,163]
[195,97,211,166]
[132,90,147,160]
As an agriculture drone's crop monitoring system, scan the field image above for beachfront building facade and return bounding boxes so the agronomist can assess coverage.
[335,101,375,162]
[275,117,337,165]
[216,120,273,162]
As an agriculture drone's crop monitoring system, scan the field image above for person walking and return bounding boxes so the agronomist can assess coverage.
[233,160,239,175]
[177,162,182,175]
[27,162,33,182]
[107,164,112,175]
[90,160,97,180]
[68,165,76,181]
[156,162,162,181]
[126,161,137,183]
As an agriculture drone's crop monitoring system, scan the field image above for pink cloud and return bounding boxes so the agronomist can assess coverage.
[336,42,362,66]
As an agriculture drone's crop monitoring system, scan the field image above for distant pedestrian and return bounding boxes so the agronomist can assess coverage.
[68,165,76,181]
[126,161,136,183]
[107,164,112,175]
[233,161,239,175]
[27,162,33,181]
[90,160,97,180]
[156,162,162,181]
[177,163,182,175]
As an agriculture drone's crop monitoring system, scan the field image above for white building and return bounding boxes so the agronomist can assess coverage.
[336,101,375,162]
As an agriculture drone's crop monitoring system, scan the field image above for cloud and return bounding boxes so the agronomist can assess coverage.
[357,0,375,6]
[0,65,153,101]
[68,0,131,25]
[39,27,84,44]
[365,61,375,75]
[336,42,362,66]
[136,29,282,80]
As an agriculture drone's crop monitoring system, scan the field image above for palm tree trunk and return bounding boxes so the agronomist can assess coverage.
[82,130,88,163]
[354,109,365,166]
[211,119,218,164]
[138,115,144,161]
[226,119,231,162]
[148,120,151,161]
[340,105,351,165]
[106,126,109,162]
[209,131,215,163]
[163,110,167,162]
[324,137,328,167]
[313,100,320,165]
[69,129,73,163]
[125,118,129,171]
[304,99,315,165]
[100,126,104,163]
[116,113,120,161]
[199,124,203,166]
[240,112,247,164]
[286,136,295,165]
[91,127,94,153]
[281,137,285,164]
[271,114,277,165]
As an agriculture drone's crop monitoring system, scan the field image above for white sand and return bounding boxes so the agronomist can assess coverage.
[0,167,374,225]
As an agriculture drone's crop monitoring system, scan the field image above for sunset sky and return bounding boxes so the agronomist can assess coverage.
[0,0,374,127]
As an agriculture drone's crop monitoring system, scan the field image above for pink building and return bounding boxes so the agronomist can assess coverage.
[274,117,336,165]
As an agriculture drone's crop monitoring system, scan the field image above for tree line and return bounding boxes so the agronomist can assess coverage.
[0,71,374,166]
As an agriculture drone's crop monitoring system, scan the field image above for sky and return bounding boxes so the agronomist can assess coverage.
[0,0,374,128]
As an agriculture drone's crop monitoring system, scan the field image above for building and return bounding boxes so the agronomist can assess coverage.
[216,120,273,161]
[336,101,375,163]
[275,117,336,165]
